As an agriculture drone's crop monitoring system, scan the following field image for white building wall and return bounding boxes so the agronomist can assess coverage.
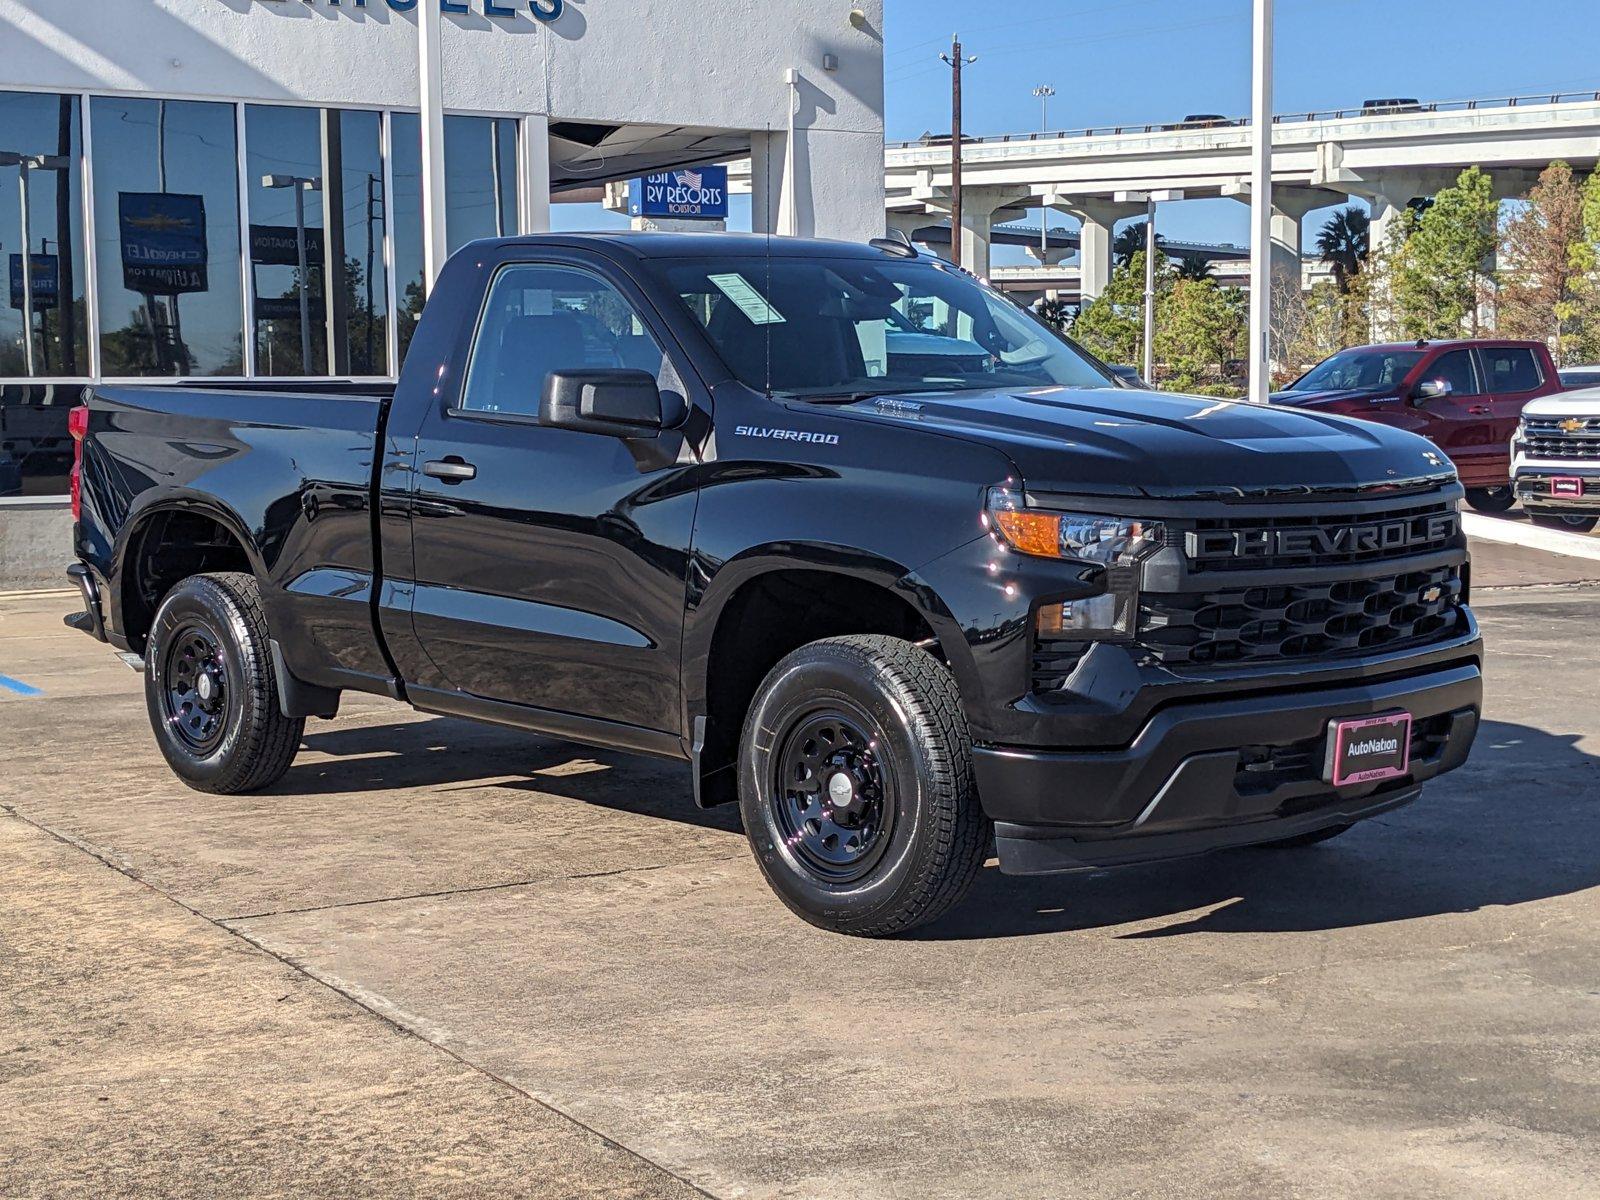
[0,0,885,239]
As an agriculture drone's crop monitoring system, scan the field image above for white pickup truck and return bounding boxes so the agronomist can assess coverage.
[1511,387,1600,532]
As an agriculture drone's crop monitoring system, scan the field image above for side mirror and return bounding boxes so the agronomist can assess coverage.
[1414,378,1454,402]
[541,369,663,436]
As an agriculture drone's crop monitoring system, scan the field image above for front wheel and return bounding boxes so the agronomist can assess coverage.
[144,572,304,794]
[738,635,989,937]
[1465,486,1517,514]
[1530,512,1599,534]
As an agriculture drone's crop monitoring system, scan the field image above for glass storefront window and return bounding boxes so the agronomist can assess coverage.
[244,105,390,377]
[245,104,329,376]
[444,115,519,252]
[0,91,88,380]
[90,97,244,377]
[326,109,389,376]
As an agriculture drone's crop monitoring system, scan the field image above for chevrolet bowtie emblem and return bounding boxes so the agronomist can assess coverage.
[1561,417,1586,433]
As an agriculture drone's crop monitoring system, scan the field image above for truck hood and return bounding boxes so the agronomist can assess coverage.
[1522,385,1600,417]
[835,385,1453,499]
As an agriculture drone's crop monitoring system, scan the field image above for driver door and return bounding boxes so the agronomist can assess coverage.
[399,253,704,735]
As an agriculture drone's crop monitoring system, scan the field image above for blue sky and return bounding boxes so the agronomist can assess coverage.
[884,0,1600,252]
[555,1,1600,254]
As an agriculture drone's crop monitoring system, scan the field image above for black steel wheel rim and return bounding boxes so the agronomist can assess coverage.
[771,704,896,883]
[161,620,229,754]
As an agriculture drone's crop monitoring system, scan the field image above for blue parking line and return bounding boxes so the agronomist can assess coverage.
[0,675,43,697]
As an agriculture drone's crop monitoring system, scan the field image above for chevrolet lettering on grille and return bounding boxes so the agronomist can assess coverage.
[1186,513,1459,561]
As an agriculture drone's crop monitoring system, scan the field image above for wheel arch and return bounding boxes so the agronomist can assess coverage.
[114,495,265,654]
[685,546,977,807]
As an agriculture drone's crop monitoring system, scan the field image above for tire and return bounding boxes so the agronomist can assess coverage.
[1252,823,1353,850]
[738,635,989,937]
[144,572,304,794]
[1465,486,1517,514]
[1530,512,1599,534]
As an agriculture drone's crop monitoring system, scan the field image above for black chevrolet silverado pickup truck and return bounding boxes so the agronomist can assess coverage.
[66,233,1483,935]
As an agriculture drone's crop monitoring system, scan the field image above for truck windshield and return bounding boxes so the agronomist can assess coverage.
[653,255,1114,398]
[1287,348,1425,393]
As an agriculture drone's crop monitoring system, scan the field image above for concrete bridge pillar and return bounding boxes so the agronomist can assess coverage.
[953,187,1031,280]
[1047,195,1142,302]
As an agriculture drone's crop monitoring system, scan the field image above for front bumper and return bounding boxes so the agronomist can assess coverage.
[977,657,1481,875]
[1512,464,1600,513]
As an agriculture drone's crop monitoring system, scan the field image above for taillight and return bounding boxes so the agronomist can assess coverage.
[69,404,88,521]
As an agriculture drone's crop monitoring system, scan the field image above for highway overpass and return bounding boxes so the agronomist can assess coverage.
[730,90,1600,296]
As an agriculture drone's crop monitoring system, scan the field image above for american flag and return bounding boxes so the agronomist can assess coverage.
[675,169,703,189]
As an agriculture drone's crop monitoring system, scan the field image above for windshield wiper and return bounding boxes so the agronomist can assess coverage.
[781,384,966,405]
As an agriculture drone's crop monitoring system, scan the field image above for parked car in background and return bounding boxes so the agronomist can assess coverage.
[1272,339,1563,513]
[1558,365,1600,391]
[1511,386,1600,532]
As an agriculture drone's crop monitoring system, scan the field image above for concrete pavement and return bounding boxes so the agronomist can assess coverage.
[2,537,1599,1198]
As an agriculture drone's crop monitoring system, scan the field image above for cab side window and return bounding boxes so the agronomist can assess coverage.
[1480,347,1542,394]
[458,264,665,417]
[1427,349,1480,397]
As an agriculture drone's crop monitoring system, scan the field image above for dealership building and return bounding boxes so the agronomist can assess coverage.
[0,0,886,579]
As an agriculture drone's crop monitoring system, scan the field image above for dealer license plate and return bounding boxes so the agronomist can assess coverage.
[1551,477,1586,498]
[1324,712,1413,787]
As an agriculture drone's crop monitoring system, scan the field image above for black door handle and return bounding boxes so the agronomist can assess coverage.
[423,457,477,483]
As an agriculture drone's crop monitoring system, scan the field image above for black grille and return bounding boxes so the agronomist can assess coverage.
[1138,564,1464,667]
[1184,500,1459,573]
[1520,421,1600,460]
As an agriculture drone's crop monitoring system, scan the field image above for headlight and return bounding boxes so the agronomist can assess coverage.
[985,487,1165,564]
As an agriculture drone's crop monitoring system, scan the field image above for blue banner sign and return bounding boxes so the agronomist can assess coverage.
[629,166,730,221]
[120,192,210,296]
[8,254,58,312]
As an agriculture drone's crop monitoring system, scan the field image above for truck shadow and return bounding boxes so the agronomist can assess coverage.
[916,719,1600,941]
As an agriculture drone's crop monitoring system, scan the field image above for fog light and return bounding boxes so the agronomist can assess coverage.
[1036,591,1134,638]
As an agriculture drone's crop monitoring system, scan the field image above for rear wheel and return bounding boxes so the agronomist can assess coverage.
[1530,512,1599,534]
[738,635,989,937]
[144,572,304,794]
[1465,486,1517,514]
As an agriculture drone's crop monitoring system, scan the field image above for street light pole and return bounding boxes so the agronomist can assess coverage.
[1115,188,1185,387]
[1248,0,1275,404]
[1143,196,1157,384]
[418,0,449,293]
[1033,85,1055,256]
[940,35,977,269]
[1,151,70,377]
[263,173,323,372]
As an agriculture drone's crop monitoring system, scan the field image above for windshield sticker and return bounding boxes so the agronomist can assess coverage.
[709,273,787,325]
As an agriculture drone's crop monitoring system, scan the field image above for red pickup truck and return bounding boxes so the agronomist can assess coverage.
[1272,339,1563,512]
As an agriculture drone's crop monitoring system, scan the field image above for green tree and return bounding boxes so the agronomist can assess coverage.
[1072,250,1171,370]
[1315,206,1370,294]
[1113,221,1165,268]
[1392,166,1500,338]
[1155,277,1246,393]
[1498,161,1590,362]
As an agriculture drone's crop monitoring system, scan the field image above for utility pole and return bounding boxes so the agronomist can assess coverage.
[940,35,977,269]
[1033,85,1055,256]
[1116,188,1185,387]
[418,0,449,293]
[1248,0,1275,404]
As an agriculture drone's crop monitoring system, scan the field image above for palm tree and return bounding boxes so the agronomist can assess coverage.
[1316,206,1370,293]
[1174,253,1213,281]
[1114,221,1165,268]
